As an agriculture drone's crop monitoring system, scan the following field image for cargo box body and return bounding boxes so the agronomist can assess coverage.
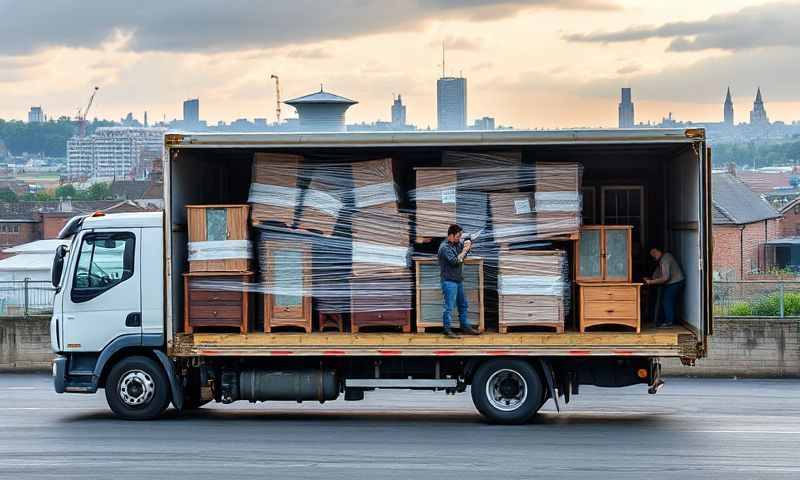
[164,129,711,361]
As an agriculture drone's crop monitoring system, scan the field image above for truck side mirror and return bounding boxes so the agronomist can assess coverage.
[52,245,68,288]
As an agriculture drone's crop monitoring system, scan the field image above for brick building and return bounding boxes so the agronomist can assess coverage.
[712,173,782,280]
[0,199,154,259]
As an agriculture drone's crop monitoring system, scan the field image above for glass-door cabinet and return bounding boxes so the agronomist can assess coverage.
[574,225,632,282]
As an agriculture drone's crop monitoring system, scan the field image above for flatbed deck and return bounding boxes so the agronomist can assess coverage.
[171,326,699,359]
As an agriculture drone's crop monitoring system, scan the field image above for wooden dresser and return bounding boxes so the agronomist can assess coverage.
[577,282,642,333]
[414,257,484,332]
[183,272,253,334]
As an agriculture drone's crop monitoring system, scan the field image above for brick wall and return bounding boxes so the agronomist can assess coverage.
[0,316,53,371]
[663,317,800,377]
[781,204,800,237]
[713,218,781,280]
[41,213,72,239]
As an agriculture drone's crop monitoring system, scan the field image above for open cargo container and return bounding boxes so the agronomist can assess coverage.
[51,129,712,422]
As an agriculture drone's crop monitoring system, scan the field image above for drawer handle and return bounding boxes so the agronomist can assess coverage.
[606,309,614,314]
[378,313,383,319]
[212,311,218,317]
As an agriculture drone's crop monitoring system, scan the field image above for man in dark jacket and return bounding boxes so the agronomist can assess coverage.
[438,224,480,338]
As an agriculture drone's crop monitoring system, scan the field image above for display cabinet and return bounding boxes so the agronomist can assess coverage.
[187,205,251,272]
[574,225,632,282]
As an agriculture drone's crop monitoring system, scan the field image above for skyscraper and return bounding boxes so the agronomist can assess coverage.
[183,98,200,125]
[391,95,406,127]
[724,87,734,126]
[437,77,467,130]
[749,88,769,126]
[618,88,634,128]
[28,106,44,123]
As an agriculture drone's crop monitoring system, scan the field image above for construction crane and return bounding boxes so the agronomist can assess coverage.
[77,86,100,137]
[270,74,281,124]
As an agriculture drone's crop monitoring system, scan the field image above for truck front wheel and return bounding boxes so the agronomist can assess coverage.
[471,359,544,424]
[105,356,171,420]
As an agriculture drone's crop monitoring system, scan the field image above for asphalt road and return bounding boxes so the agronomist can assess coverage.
[0,374,799,480]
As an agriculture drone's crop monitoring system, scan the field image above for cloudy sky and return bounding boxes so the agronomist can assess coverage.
[1,0,798,128]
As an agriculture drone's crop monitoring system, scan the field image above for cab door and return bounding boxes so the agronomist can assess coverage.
[61,229,142,352]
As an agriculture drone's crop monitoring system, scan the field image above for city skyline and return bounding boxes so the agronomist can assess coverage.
[1,1,800,128]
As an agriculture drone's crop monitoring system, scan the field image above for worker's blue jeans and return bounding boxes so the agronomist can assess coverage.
[442,280,469,330]
[660,281,685,326]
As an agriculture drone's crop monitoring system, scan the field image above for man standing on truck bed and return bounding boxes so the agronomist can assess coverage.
[438,224,480,338]
[645,247,685,328]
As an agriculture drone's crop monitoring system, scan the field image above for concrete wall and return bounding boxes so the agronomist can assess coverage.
[1,315,798,377]
[663,317,800,377]
[0,316,52,371]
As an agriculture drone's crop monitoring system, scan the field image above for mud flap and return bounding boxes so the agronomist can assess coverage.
[538,359,559,412]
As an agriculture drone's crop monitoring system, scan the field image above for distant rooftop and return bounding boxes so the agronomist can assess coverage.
[285,88,357,106]
[712,172,781,225]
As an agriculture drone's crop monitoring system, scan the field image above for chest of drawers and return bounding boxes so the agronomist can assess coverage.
[183,272,253,334]
[577,283,642,333]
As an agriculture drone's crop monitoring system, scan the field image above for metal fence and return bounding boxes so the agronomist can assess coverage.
[2,278,798,318]
[714,281,800,317]
[0,280,56,317]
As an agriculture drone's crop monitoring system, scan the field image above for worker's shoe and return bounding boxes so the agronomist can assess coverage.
[443,328,460,339]
[461,326,480,335]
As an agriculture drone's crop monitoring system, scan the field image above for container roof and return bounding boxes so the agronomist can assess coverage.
[0,253,55,271]
[3,239,68,254]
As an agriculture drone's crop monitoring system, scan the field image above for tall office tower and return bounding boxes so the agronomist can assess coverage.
[28,106,44,123]
[618,88,634,128]
[391,95,407,127]
[437,77,467,130]
[723,87,734,126]
[183,98,200,125]
[749,88,769,126]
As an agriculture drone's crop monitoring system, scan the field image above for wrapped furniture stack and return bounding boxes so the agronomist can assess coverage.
[349,158,413,333]
[497,249,568,333]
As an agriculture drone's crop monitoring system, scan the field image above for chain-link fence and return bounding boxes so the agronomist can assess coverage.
[714,281,800,317]
[0,280,56,317]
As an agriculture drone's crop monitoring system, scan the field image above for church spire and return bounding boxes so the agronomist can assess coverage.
[755,87,763,104]
[724,87,734,126]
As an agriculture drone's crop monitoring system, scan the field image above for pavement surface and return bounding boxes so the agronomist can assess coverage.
[0,374,799,480]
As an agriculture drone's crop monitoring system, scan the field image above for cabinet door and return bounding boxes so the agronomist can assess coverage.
[576,228,603,281]
[604,227,630,282]
[269,248,307,319]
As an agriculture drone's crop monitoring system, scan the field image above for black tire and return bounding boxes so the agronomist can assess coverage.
[105,356,171,420]
[471,359,544,425]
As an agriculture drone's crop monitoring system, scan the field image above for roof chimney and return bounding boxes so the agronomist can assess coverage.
[59,197,73,213]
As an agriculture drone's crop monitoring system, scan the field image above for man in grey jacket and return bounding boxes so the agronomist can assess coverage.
[438,224,480,338]
[645,247,686,328]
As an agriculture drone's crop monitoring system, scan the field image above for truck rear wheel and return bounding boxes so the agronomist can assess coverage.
[471,359,544,424]
[105,356,171,420]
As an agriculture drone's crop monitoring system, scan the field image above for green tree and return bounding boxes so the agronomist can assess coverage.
[0,188,17,203]
[86,182,112,200]
[54,184,78,199]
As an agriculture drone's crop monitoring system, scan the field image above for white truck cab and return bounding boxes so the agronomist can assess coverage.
[51,211,180,417]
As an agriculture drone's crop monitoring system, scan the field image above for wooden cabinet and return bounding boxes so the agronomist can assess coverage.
[578,283,641,333]
[414,257,484,332]
[574,225,632,282]
[187,205,251,272]
[259,241,312,333]
[183,272,253,333]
